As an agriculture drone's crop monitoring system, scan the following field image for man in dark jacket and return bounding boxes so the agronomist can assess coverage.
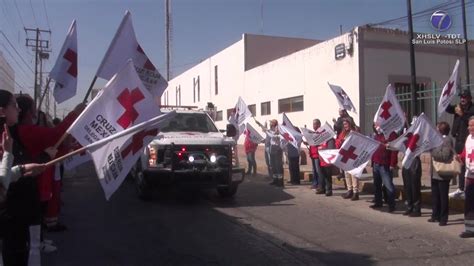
[332,109,356,135]
[446,89,474,199]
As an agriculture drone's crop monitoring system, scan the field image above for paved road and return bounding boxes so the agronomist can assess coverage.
[44,163,474,266]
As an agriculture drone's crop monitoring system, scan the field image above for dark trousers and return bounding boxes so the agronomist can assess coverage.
[246,152,257,174]
[459,164,466,191]
[289,156,300,184]
[402,157,422,213]
[318,166,333,193]
[2,220,29,266]
[265,148,272,178]
[465,178,474,232]
[431,178,450,223]
[310,158,320,187]
[270,147,283,177]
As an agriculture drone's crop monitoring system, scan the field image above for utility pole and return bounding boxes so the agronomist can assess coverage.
[165,0,171,81]
[406,0,417,118]
[461,0,470,86]
[25,27,51,109]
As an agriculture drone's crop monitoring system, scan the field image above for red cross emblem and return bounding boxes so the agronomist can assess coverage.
[443,81,455,97]
[63,49,77,78]
[327,154,336,163]
[380,101,392,120]
[117,87,145,129]
[403,133,420,152]
[468,149,474,163]
[282,132,294,142]
[121,129,159,158]
[136,45,156,71]
[339,146,358,163]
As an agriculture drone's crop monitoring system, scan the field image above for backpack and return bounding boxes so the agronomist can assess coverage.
[431,137,454,163]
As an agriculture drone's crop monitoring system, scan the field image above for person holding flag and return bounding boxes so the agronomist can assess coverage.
[336,118,360,200]
[446,89,474,199]
[458,116,474,238]
[244,128,258,176]
[306,119,321,190]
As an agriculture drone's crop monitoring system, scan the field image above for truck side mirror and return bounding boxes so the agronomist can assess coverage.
[226,124,237,137]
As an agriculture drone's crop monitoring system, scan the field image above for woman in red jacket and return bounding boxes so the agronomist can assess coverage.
[244,129,258,176]
[337,119,359,200]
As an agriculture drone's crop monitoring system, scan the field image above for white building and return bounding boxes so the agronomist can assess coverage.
[164,26,474,135]
[0,51,15,93]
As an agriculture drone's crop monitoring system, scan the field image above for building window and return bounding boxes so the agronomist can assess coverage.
[216,111,223,121]
[248,104,256,116]
[214,65,219,95]
[261,101,271,116]
[278,95,304,113]
[393,82,427,119]
[226,108,234,120]
[193,76,200,103]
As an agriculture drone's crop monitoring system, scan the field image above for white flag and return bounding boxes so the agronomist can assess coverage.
[86,111,176,200]
[388,113,443,168]
[68,60,161,147]
[373,84,406,138]
[327,132,379,172]
[63,140,92,171]
[245,122,264,144]
[96,11,167,97]
[300,122,335,146]
[281,113,296,129]
[318,149,368,178]
[49,20,78,104]
[229,97,252,140]
[438,59,460,117]
[278,124,302,149]
[328,82,357,113]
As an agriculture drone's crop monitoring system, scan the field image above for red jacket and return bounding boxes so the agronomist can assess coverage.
[18,111,79,202]
[335,131,350,149]
[309,145,318,159]
[244,132,258,154]
[371,132,398,167]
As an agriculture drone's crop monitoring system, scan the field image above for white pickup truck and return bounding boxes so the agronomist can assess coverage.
[130,109,245,200]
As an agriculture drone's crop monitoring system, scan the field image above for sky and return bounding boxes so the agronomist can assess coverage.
[0,0,473,116]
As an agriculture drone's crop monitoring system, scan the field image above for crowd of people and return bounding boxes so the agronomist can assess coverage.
[1,89,85,265]
[244,89,474,239]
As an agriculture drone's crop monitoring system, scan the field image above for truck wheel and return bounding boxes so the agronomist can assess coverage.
[217,185,238,198]
[135,162,152,201]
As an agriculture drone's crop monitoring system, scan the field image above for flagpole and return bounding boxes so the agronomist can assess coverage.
[82,75,98,103]
[45,145,87,167]
[37,77,52,114]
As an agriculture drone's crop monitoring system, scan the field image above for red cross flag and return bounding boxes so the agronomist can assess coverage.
[245,122,265,144]
[388,113,443,168]
[67,60,160,147]
[229,97,252,140]
[96,10,167,98]
[373,84,406,138]
[327,132,380,172]
[279,113,303,149]
[318,149,369,178]
[86,111,176,200]
[300,122,335,146]
[49,20,78,104]
[438,59,460,117]
[63,141,91,171]
[328,82,357,113]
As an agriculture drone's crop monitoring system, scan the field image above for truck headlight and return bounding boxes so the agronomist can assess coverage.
[148,145,157,167]
[189,155,195,163]
[210,154,217,163]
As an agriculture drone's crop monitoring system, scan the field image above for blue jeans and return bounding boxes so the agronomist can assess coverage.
[310,158,320,187]
[265,147,272,178]
[373,163,396,207]
[246,152,257,174]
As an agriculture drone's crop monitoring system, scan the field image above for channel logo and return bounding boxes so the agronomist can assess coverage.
[430,10,452,31]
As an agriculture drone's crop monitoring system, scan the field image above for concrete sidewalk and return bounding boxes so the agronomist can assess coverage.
[237,145,466,213]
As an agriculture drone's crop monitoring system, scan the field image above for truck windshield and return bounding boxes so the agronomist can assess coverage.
[161,113,219,133]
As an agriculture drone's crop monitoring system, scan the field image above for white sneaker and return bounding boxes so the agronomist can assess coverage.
[449,188,464,199]
[41,242,57,253]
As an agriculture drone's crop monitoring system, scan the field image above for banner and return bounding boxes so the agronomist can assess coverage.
[438,59,460,117]
[300,122,335,146]
[373,84,406,138]
[328,82,357,113]
[318,149,369,178]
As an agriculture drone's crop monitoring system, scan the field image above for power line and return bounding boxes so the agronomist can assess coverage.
[0,31,34,73]
[12,0,25,28]
[1,42,34,80]
[29,0,38,26]
[42,0,51,30]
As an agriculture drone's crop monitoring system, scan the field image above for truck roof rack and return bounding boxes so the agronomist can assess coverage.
[160,105,199,110]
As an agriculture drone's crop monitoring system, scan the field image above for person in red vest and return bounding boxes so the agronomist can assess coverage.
[305,119,321,191]
[244,129,258,176]
[370,123,398,213]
